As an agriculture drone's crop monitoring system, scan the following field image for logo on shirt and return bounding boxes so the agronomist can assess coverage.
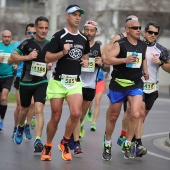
[69,48,82,59]
[89,50,98,57]
[66,40,73,43]
[93,50,98,57]
[28,48,34,52]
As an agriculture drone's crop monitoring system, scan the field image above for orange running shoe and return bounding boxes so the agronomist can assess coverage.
[41,145,52,161]
[58,142,72,161]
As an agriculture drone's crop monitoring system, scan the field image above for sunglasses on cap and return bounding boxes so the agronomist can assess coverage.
[147,30,159,36]
[27,31,36,35]
[126,17,138,23]
[128,26,141,30]
[85,20,97,27]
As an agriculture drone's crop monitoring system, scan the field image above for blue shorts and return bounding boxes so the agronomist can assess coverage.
[107,88,143,103]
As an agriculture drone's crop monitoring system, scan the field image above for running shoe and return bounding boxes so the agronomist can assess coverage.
[58,140,72,161]
[30,117,36,129]
[79,125,85,138]
[14,126,24,145]
[131,142,136,155]
[24,125,32,140]
[117,136,126,148]
[69,133,75,150]
[34,139,43,153]
[87,108,93,122]
[74,141,83,154]
[90,123,96,131]
[41,145,52,161]
[0,121,4,131]
[11,128,17,141]
[102,143,112,161]
[123,142,134,159]
[136,144,147,157]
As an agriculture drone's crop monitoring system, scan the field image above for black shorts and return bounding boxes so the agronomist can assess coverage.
[82,87,95,101]
[19,82,48,107]
[14,77,20,90]
[0,76,14,92]
[143,91,158,110]
[123,101,127,112]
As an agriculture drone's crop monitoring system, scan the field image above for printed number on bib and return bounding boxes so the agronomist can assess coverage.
[30,61,46,77]
[61,74,77,89]
[143,82,156,93]
[0,53,10,64]
[126,52,142,68]
[81,58,95,72]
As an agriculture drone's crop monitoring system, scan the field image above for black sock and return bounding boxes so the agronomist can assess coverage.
[132,135,136,142]
[136,139,142,146]
[74,140,80,145]
[0,104,7,120]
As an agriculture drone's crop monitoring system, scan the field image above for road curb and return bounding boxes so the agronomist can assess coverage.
[165,134,170,147]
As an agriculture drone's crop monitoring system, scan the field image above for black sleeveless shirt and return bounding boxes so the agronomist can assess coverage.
[109,37,147,91]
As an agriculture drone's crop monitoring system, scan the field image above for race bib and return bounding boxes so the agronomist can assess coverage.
[143,82,156,93]
[61,74,77,89]
[30,61,46,77]
[0,53,10,64]
[126,52,142,68]
[81,58,95,72]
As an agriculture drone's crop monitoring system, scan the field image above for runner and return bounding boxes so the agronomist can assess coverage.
[134,21,170,157]
[69,20,109,154]
[102,19,149,160]
[0,30,16,131]
[90,68,110,131]
[10,16,50,153]
[41,4,89,161]
[9,23,36,140]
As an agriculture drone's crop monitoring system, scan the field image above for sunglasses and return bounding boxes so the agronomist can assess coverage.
[85,20,97,26]
[27,31,36,35]
[128,26,141,30]
[147,30,159,36]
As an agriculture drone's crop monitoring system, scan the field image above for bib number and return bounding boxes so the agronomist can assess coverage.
[81,58,95,72]
[30,61,46,77]
[0,53,10,64]
[126,52,142,68]
[143,82,156,93]
[61,74,77,89]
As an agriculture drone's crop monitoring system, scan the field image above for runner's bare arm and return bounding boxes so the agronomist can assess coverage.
[161,62,170,73]
[100,45,110,72]
[142,56,149,80]
[81,53,89,67]
[45,43,71,63]
[10,49,38,63]
[103,34,121,57]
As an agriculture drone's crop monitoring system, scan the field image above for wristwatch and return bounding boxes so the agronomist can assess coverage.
[159,60,164,66]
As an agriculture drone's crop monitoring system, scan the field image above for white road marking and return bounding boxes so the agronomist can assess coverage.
[143,132,170,160]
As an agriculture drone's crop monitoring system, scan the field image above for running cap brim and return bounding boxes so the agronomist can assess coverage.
[66,6,85,14]
[84,20,98,29]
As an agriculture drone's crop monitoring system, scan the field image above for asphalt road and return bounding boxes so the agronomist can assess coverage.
[0,93,170,170]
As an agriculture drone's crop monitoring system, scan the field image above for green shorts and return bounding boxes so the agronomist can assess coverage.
[46,79,82,99]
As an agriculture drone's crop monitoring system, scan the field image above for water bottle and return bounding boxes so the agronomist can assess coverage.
[126,49,138,67]
[132,49,138,57]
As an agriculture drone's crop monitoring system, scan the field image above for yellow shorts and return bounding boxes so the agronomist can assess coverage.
[46,79,82,99]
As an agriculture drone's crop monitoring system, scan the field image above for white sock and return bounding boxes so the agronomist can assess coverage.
[125,140,131,146]
[105,140,111,145]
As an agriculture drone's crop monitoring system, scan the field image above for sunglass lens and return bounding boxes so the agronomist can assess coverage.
[147,31,158,35]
